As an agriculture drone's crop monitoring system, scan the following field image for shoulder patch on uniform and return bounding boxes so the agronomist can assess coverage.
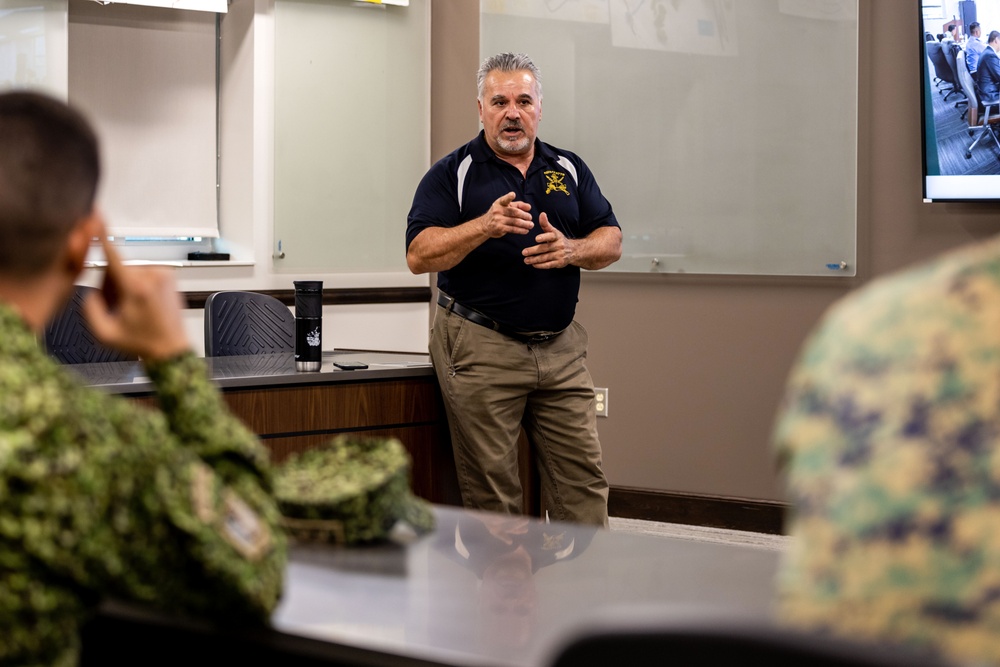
[189,460,272,561]
[221,489,272,561]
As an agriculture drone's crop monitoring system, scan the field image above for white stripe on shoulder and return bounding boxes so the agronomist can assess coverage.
[556,155,578,186]
[456,154,473,212]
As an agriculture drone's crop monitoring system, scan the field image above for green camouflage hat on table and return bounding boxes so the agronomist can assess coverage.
[273,435,435,545]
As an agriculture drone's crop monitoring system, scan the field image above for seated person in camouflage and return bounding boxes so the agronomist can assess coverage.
[0,92,286,665]
[773,236,1000,664]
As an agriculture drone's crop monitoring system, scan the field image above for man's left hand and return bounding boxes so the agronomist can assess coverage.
[522,213,574,269]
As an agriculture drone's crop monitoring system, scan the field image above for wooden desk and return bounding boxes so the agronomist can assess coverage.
[82,506,781,667]
[73,350,543,513]
[69,351,463,507]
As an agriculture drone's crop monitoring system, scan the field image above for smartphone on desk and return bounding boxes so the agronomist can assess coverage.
[334,361,368,370]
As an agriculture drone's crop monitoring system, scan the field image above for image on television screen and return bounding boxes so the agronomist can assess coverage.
[921,0,1000,200]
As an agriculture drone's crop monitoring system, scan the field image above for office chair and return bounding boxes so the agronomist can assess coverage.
[956,47,981,124]
[954,52,1000,160]
[547,622,956,667]
[203,291,295,357]
[44,285,137,364]
[927,41,964,104]
[943,43,969,115]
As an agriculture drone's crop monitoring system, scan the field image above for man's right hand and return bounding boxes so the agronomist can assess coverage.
[406,192,535,274]
[83,229,192,362]
[478,192,535,238]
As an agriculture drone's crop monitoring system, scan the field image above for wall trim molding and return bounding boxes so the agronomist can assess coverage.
[609,486,787,535]
[183,286,432,309]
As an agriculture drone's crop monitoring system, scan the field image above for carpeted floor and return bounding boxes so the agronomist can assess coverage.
[609,517,791,552]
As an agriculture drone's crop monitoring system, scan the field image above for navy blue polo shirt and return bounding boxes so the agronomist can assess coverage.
[406,131,619,332]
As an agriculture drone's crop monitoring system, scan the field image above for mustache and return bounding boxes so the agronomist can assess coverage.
[500,122,523,131]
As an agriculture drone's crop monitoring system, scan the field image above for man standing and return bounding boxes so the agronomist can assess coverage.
[0,91,285,665]
[406,53,621,526]
[977,30,1000,103]
[966,21,986,73]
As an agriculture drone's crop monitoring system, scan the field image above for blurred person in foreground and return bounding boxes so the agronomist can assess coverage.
[0,91,285,666]
[773,235,1000,664]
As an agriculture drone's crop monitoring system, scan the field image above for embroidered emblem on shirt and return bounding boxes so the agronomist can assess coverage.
[544,170,570,196]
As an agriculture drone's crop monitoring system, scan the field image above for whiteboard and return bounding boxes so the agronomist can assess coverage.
[481,0,858,276]
[273,0,429,274]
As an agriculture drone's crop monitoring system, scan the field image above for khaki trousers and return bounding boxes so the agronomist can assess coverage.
[429,304,609,527]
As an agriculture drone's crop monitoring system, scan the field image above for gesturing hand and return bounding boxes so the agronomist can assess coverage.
[83,228,191,361]
[522,212,574,269]
[479,192,535,238]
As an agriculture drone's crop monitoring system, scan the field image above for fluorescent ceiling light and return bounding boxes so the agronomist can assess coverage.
[89,1,227,12]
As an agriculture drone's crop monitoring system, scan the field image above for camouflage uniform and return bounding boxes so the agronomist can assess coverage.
[774,236,1000,664]
[0,304,286,666]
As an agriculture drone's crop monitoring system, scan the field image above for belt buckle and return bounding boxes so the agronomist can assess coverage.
[526,332,557,344]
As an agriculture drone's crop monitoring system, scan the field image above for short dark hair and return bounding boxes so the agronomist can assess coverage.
[970,21,981,33]
[990,30,1000,45]
[0,91,100,278]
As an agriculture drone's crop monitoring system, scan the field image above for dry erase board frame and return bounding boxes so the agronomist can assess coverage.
[480,0,858,277]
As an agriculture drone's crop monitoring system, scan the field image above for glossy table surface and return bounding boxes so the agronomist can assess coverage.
[272,506,781,667]
[75,353,781,665]
[66,350,434,394]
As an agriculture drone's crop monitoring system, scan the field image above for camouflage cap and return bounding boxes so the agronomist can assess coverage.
[273,435,435,545]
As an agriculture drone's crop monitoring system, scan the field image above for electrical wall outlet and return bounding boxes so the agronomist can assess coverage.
[594,387,609,417]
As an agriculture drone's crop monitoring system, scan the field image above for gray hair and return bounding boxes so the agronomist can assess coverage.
[476,52,542,101]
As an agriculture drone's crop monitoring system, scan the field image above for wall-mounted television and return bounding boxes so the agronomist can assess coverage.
[921,0,1000,201]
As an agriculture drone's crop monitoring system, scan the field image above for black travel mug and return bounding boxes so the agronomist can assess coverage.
[294,280,323,371]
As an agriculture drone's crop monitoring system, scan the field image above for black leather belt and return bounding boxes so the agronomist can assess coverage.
[437,293,563,344]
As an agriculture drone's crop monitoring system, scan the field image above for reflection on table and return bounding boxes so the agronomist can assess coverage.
[273,506,779,666]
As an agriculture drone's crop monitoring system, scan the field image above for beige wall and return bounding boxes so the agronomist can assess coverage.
[429,0,1000,502]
